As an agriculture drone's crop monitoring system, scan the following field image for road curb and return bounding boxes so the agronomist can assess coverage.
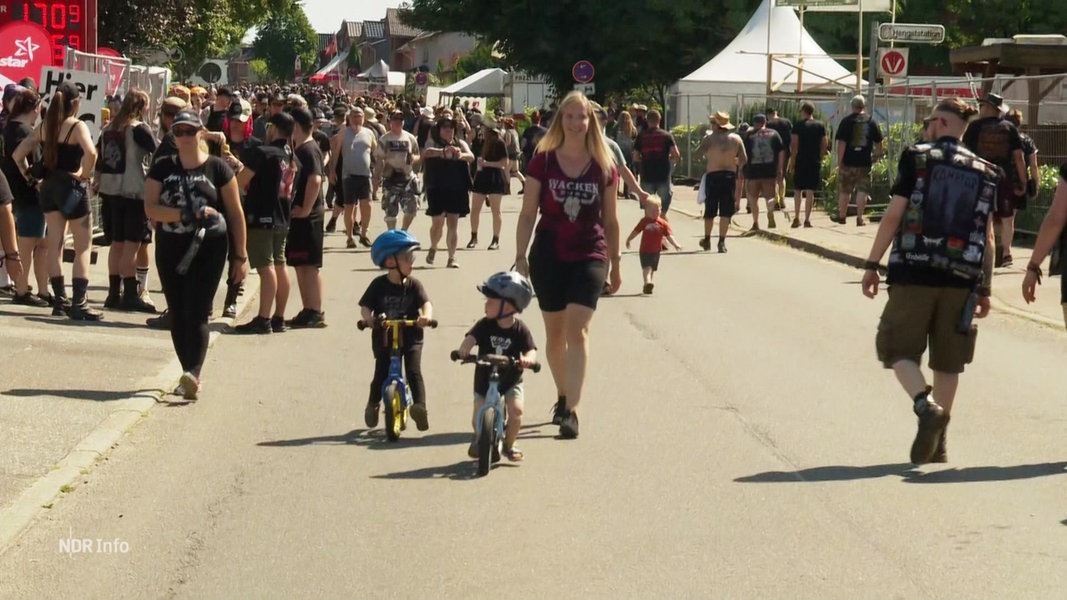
[0,280,261,555]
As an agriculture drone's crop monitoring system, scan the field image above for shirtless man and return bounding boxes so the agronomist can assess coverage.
[697,112,747,253]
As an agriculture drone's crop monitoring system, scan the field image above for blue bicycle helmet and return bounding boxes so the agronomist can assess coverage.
[370,229,421,267]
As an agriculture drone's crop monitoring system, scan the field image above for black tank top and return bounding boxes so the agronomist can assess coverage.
[53,122,83,173]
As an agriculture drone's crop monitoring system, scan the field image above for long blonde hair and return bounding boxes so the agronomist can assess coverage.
[616,111,636,138]
[535,91,614,183]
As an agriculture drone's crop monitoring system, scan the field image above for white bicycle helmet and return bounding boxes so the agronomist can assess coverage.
[477,271,533,312]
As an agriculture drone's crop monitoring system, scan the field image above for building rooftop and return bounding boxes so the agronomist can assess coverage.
[361,20,385,40]
[385,8,422,39]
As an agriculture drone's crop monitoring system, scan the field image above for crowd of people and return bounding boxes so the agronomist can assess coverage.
[2,75,1066,464]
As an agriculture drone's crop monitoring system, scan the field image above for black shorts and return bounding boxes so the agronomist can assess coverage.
[101,194,152,244]
[286,214,325,268]
[703,171,736,219]
[639,252,660,271]
[342,175,371,205]
[39,174,90,220]
[528,235,607,312]
[425,188,470,217]
[792,162,822,191]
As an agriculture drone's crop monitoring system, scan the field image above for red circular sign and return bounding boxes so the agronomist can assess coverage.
[0,22,57,87]
[572,60,594,84]
[880,49,907,77]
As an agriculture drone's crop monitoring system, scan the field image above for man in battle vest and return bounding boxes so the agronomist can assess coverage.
[860,98,998,466]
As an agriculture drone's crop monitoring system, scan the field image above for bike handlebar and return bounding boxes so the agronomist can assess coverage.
[450,350,541,373]
[357,318,439,330]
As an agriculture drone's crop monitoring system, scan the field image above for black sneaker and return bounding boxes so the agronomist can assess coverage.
[122,294,158,314]
[325,216,337,233]
[12,292,50,307]
[222,303,238,319]
[559,409,579,439]
[104,293,121,309]
[910,394,949,465]
[698,237,711,251]
[146,309,171,330]
[359,234,372,248]
[288,309,327,329]
[551,396,566,425]
[270,315,288,333]
[642,282,654,294]
[717,240,727,253]
[409,403,429,431]
[466,236,477,249]
[364,401,379,428]
[487,238,500,250]
[233,315,272,334]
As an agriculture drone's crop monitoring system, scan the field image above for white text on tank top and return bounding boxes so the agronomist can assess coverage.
[379,131,417,177]
[342,127,375,177]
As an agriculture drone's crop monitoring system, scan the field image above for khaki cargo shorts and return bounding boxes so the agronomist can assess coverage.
[839,166,872,195]
[875,285,978,374]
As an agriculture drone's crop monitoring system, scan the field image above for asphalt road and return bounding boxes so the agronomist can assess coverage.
[2,198,1066,599]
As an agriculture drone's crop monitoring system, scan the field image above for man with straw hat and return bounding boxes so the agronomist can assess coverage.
[696,111,747,253]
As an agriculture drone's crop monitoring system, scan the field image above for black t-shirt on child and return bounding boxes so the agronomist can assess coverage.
[465,317,537,395]
[359,275,431,350]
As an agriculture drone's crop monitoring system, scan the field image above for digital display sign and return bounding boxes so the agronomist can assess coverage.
[0,1,98,63]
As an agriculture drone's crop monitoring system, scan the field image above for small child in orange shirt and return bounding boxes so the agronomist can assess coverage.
[625,195,682,294]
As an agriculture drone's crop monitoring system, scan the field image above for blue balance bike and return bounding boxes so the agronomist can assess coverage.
[451,350,540,476]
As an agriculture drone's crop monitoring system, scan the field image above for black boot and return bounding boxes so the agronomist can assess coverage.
[69,277,102,321]
[50,276,70,316]
[105,275,121,308]
[122,277,156,313]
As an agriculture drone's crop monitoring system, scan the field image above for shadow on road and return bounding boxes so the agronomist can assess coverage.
[256,430,471,449]
[2,388,163,402]
[737,461,1067,484]
[735,463,916,483]
[22,315,146,330]
[370,460,478,481]
[902,462,1067,484]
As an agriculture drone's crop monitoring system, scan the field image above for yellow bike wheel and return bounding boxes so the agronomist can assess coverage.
[384,383,403,442]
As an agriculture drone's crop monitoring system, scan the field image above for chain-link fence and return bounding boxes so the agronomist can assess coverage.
[667,73,1067,232]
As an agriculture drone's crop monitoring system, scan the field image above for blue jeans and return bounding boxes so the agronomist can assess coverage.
[640,180,672,213]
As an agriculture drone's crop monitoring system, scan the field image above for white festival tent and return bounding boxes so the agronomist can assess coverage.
[672,0,867,124]
[357,60,406,87]
[440,68,508,98]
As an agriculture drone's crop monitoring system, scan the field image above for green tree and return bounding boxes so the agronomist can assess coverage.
[401,0,743,100]
[98,0,290,79]
[253,2,319,81]
[451,42,503,81]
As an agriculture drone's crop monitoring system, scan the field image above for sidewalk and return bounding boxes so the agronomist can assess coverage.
[0,240,259,552]
[668,186,1066,331]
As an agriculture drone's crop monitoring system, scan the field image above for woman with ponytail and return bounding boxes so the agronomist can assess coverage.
[13,82,100,320]
[97,88,158,313]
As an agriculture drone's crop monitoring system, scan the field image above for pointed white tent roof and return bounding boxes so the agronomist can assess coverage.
[680,0,859,91]
[359,59,390,79]
[441,68,507,97]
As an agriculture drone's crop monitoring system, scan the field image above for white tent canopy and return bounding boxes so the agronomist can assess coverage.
[440,68,507,97]
[672,0,863,124]
[356,60,405,87]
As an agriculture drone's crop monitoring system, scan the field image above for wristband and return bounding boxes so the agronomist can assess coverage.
[231,255,248,264]
[863,260,881,271]
[1026,262,1043,284]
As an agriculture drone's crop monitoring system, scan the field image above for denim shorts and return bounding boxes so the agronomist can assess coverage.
[14,204,46,238]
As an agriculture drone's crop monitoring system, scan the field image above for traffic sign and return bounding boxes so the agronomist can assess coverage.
[878,23,945,44]
[414,71,428,86]
[573,82,595,95]
[572,60,594,84]
[878,48,909,78]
